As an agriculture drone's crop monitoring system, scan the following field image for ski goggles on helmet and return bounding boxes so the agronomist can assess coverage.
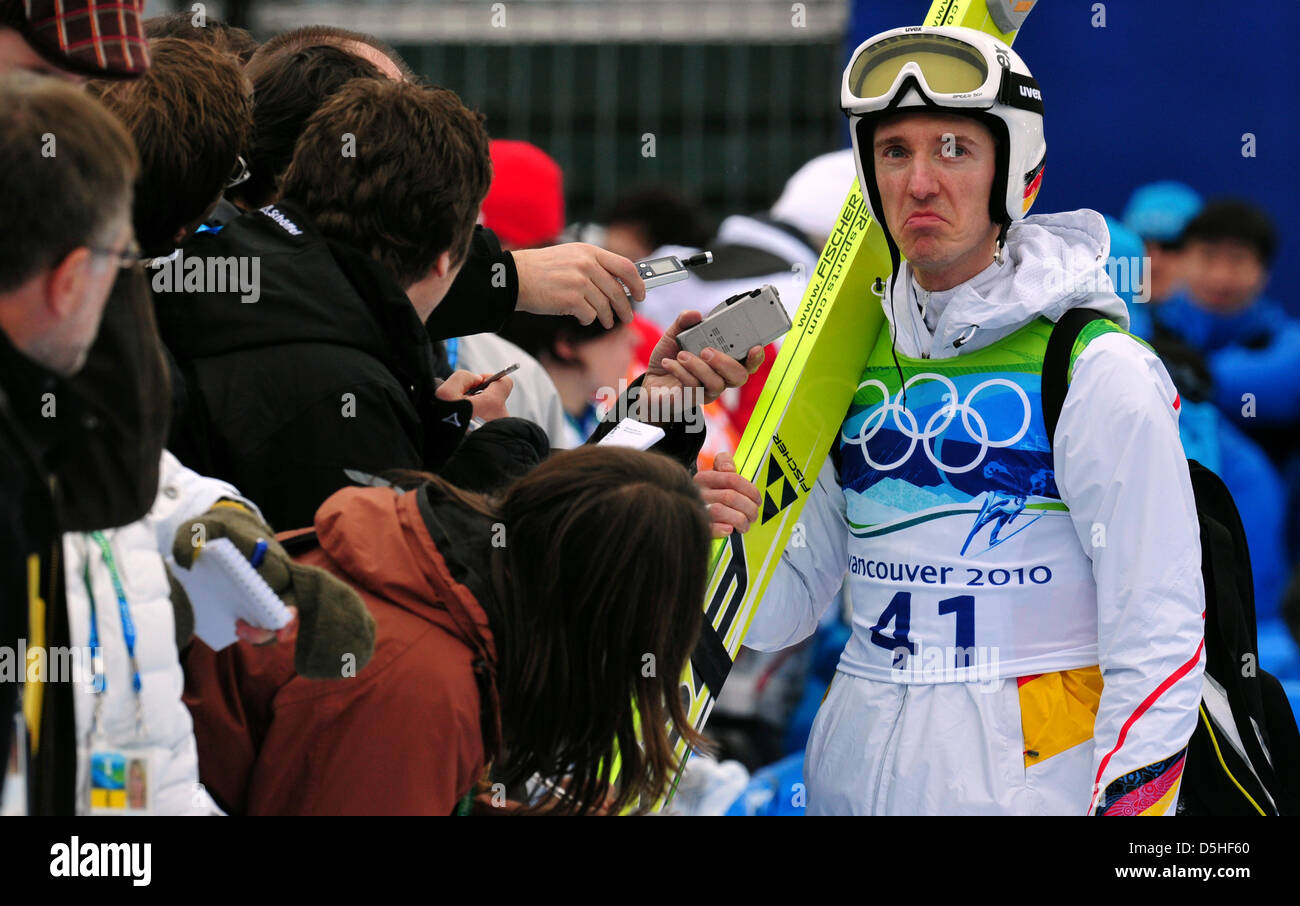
[841,28,1043,117]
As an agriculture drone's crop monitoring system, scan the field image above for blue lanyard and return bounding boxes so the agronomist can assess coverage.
[445,336,459,371]
[82,558,106,696]
[564,405,601,442]
[85,532,142,697]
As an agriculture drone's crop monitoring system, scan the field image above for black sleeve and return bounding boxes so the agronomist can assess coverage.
[584,374,707,473]
[439,417,549,493]
[424,226,519,342]
[418,390,473,473]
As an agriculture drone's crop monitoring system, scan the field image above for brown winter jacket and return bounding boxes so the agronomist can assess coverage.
[182,484,503,815]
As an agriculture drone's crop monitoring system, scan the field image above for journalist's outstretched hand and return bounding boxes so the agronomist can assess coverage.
[694,451,762,538]
[512,242,644,328]
[642,310,765,419]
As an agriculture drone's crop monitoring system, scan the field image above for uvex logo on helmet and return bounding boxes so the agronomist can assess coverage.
[1019,85,1043,102]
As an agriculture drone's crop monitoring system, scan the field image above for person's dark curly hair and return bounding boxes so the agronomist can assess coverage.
[228,44,384,210]
[280,78,492,288]
[143,11,259,64]
[88,37,252,256]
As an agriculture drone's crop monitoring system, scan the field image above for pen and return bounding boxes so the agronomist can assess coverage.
[466,363,520,396]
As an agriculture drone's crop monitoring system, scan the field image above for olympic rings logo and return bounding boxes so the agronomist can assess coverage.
[842,373,1032,474]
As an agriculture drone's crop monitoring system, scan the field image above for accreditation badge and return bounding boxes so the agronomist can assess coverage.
[88,736,160,816]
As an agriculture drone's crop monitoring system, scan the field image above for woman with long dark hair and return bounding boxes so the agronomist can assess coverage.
[181,445,714,815]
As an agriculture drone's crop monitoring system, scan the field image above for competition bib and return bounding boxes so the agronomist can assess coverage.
[836,318,1098,683]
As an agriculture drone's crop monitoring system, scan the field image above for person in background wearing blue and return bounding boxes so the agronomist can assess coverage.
[1122,181,1203,316]
[1152,200,1300,574]
[1107,216,1288,623]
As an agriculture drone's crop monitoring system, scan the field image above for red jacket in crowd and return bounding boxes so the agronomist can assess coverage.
[183,485,502,815]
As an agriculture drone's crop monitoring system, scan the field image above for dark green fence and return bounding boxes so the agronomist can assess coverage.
[394,40,845,222]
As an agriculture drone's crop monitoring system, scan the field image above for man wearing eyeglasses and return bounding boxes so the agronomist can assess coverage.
[86,36,251,259]
[0,70,142,814]
[0,0,189,817]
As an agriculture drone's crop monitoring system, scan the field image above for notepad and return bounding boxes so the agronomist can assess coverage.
[596,418,666,451]
[173,537,293,650]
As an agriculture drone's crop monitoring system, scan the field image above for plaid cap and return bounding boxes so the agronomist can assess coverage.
[17,0,150,78]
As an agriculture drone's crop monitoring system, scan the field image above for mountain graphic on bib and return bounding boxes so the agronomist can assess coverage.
[839,317,1066,555]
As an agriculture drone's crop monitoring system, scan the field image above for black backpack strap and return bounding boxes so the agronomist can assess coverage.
[1258,669,1300,814]
[1041,308,1109,454]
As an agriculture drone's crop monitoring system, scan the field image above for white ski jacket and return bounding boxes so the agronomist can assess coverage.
[64,451,253,815]
[746,210,1206,814]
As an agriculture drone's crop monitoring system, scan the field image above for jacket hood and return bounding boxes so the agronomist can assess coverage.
[885,209,1130,359]
[312,484,504,763]
[313,485,497,666]
[152,201,432,388]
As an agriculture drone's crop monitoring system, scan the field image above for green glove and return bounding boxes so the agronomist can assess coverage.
[165,564,195,650]
[173,501,376,679]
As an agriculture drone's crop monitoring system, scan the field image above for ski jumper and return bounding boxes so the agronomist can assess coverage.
[747,210,1206,815]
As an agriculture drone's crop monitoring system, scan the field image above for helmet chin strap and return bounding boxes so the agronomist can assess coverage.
[993,220,1011,265]
[881,228,911,408]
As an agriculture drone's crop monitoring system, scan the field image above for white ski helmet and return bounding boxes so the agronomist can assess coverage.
[841,25,1047,241]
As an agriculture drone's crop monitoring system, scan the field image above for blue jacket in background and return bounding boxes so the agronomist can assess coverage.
[1155,294,1300,428]
[1153,291,1299,599]
[1215,412,1289,621]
